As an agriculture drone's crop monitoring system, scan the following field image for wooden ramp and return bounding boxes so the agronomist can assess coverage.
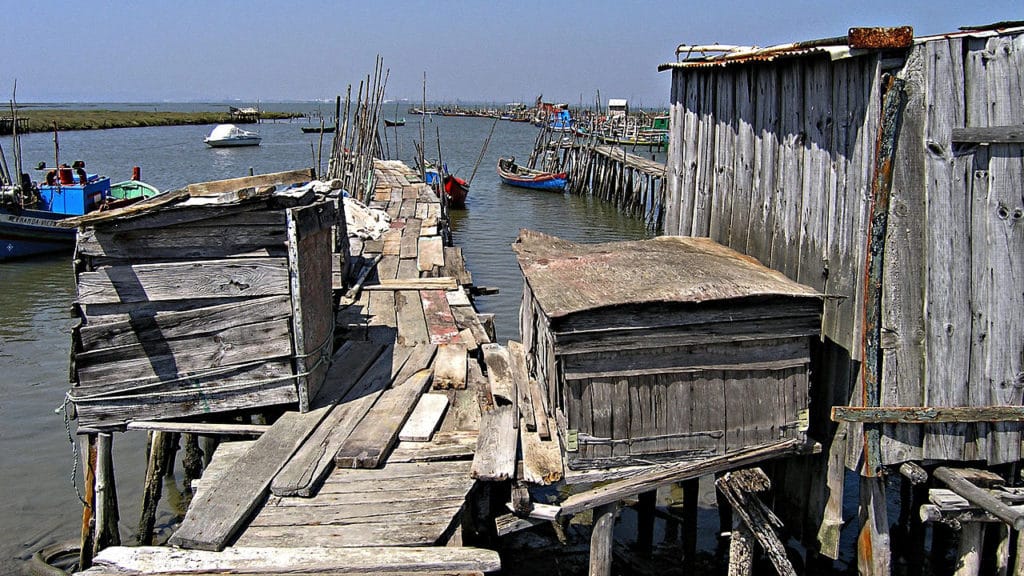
[77,161,499,575]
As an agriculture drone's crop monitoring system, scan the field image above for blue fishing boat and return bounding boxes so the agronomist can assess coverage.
[496,157,567,191]
[0,162,158,261]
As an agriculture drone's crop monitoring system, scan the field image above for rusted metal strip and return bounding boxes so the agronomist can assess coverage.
[848,27,914,49]
[861,74,906,476]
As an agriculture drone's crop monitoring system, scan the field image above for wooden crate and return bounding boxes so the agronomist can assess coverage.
[514,230,822,469]
[67,169,342,431]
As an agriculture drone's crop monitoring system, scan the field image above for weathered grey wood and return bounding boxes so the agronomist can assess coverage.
[471,402,516,481]
[399,394,450,442]
[77,224,288,260]
[185,169,316,197]
[127,421,269,436]
[529,378,550,440]
[954,523,983,576]
[558,439,805,516]
[834,406,1024,423]
[520,416,562,485]
[82,545,501,574]
[472,345,517,481]
[399,217,421,258]
[728,519,755,576]
[857,475,891,576]
[334,344,437,468]
[935,467,1024,530]
[433,343,467,390]
[362,277,459,291]
[78,434,97,570]
[899,461,929,485]
[72,359,297,428]
[589,503,617,576]
[421,289,460,344]
[93,433,120,556]
[269,343,388,497]
[390,431,479,463]
[168,410,331,551]
[509,341,535,430]
[417,235,444,272]
[76,258,290,304]
[952,126,1024,143]
[137,431,173,545]
[75,319,294,386]
[716,468,796,576]
[395,290,430,346]
[77,295,291,352]
[495,513,547,536]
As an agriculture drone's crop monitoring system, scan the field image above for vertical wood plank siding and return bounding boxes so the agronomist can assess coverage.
[662,33,1024,466]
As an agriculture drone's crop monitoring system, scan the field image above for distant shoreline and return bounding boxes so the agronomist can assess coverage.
[1,109,304,134]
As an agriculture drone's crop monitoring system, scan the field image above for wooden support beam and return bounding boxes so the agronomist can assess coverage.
[127,421,270,436]
[716,468,796,576]
[94,433,120,556]
[951,126,1024,144]
[636,490,656,557]
[728,518,756,576]
[137,431,173,546]
[858,475,891,576]
[79,433,98,571]
[899,461,928,484]
[589,503,617,576]
[558,439,806,517]
[954,523,983,576]
[935,467,1024,530]
[82,545,502,574]
[832,405,1024,423]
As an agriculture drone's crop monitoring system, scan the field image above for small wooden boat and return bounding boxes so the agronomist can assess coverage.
[301,125,336,133]
[442,174,468,207]
[383,118,406,127]
[497,157,567,191]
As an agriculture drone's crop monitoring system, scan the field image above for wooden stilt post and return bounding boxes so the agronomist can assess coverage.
[728,518,755,576]
[182,433,204,491]
[717,468,797,576]
[1013,529,1024,576]
[590,502,617,576]
[637,490,656,557]
[682,477,699,572]
[954,523,983,576]
[857,475,891,576]
[138,430,172,545]
[78,433,97,570]
[94,432,120,557]
[995,524,1010,576]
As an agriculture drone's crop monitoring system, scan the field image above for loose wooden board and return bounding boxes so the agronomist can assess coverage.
[399,394,450,442]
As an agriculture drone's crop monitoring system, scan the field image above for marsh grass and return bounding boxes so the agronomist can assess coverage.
[7,109,302,132]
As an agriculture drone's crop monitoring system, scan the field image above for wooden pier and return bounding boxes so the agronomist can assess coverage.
[534,132,667,229]
[76,160,501,574]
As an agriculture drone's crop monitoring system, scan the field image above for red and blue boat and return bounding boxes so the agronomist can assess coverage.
[1,163,158,261]
[496,157,567,191]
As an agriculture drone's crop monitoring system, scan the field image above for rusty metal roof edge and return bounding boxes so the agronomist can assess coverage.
[913,24,1024,44]
[659,24,1024,72]
[658,45,864,71]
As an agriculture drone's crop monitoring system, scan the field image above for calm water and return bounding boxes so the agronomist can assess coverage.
[0,105,654,573]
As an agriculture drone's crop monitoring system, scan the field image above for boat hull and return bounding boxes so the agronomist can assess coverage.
[496,158,567,191]
[442,175,469,208]
[205,137,262,147]
[0,208,76,260]
[499,175,567,191]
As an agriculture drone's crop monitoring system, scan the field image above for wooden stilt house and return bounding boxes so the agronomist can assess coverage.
[658,23,1024,566]
[514,229,822,469]
[65,169,343,432]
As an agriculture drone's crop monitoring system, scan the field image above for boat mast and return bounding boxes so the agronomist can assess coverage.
[10,81,23,190]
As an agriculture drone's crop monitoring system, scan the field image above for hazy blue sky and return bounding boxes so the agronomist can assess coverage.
[2,1,1020,105]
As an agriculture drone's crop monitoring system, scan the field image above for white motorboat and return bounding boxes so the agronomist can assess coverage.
[204,124,262,147]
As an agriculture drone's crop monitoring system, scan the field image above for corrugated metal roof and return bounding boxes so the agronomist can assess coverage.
[659,24,1024,71]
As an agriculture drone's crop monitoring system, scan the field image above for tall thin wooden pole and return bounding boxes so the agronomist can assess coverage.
[78,433,97,570]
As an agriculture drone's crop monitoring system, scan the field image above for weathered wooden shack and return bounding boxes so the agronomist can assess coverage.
[514,229,822,469]
[659,23,1024,569]
[66,169,341,431]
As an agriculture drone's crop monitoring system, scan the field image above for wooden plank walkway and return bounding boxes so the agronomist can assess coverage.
[592,144,666,176]
[79,160,500,575]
